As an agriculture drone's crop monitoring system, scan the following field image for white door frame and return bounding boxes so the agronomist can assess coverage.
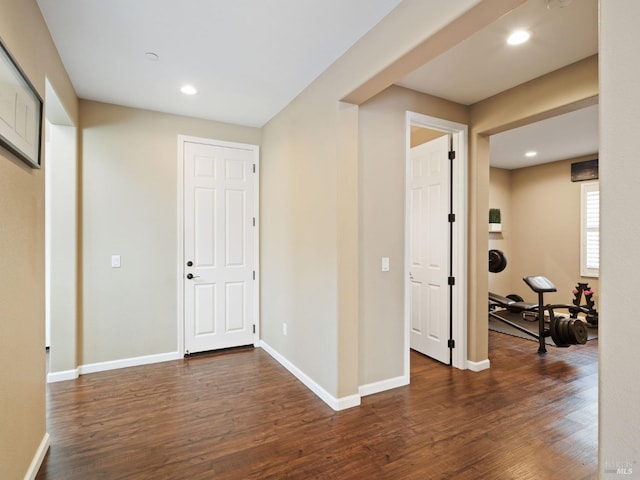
[404,112,468,373]
[176,135,260,356]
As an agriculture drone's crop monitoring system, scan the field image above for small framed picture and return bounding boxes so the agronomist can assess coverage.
[571,159,598,182]
[0,39,43,168]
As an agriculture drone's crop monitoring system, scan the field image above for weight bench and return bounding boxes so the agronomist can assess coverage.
[489,276,588,354]
[488,292,537,313]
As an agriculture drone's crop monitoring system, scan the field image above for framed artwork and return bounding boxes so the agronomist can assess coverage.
[0,38,43,168]
[571,159,598,182]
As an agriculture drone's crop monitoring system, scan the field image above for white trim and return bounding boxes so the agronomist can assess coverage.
[47,352,182,382]
[466,359,490,372]
[47,368,79,383]
[334,394,361,411]
[253,153,261,346]
[359,375,409,397]
[24,432,50,480]
[44,120,51,349]
[260,341,361,411]
[177,135,260,355]
[78,352,181,375]
[404,112,469,373]
[176,137,185,356]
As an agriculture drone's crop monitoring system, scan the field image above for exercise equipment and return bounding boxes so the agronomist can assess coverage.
[489,276,588,353]
[489,249,508,273]
[570,282,599,326]
[488,249,593,353]
[488,291,532,313]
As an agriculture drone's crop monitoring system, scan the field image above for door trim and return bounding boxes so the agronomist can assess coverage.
[177,135,260,356]
[404,112,468,373]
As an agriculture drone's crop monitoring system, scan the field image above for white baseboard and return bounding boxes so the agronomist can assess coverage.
[335,393,361,410]
[24,432,49,480]
[359,374,409,397]
[467,358,490,372]
[259,341,361,411]
[79,351,182,375]
[47,368,79,383]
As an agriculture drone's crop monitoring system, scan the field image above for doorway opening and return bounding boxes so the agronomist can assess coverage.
[176,136,260,356]
[487,103,599,353]
[404,112,468,375]
[44,78,79,382]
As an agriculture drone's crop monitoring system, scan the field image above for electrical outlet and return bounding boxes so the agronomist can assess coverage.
[283,323,287,336]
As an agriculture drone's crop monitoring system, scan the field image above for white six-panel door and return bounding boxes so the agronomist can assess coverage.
[409,134,451,365]
[183,140,257,354]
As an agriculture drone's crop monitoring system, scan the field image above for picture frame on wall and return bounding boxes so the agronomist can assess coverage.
[0,38,43,168]
[571,159,598,182]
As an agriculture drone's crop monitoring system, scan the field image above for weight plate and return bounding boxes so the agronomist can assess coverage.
[550,316,564,346]
[557,317,570,346]
[489,249,507,273]
[551,317,568,347]
[570,319,588,344]
[567,319,576,343]
[506,294,524,302]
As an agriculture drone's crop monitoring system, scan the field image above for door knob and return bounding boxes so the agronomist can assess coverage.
[186,273,200,280]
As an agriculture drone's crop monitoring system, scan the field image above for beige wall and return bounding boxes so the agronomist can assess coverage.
[260,0,486,400]
[510,156,600,303]
[358,85,468,386]
[261,0,585,398]
[47,123,79,374]
[489,157,600,305]
[488,167,512,296]
[260,89,344,397]
[600,2,640,472]
[411,125,447,148]
[0,0,78,477]
[80,100,260,365]
[4,1,637,475]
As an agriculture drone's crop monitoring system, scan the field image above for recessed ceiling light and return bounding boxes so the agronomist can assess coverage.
[180,85,197,95]
[507,30,531,46]
[145,52,159,61]
[525,151,538,157]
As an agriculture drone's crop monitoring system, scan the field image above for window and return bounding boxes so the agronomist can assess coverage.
[581,181,599,277]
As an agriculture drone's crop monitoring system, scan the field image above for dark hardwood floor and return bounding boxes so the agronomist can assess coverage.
[37,331,598,479]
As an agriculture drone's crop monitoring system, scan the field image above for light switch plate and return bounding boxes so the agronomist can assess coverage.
[382,257,390,272]
[111,255,121,268]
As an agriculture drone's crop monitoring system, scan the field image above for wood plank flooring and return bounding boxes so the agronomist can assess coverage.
[37,331,598,479]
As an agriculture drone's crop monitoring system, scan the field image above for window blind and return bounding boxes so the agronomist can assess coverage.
[581,182,599,277]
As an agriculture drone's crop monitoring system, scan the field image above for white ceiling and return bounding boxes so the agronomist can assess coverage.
[396,0,598,105]
[36,0,403,127]
[490,104,599,169]
[396,0,599,169]
[37,0,599,168]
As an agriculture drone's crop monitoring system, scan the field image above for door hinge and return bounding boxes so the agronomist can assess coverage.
[253,271,256,280]
[448,276,455,286]
[448,213,456,223]
[448,150,456,160]
[253,164,256,173]
[448,339,455,349]
[253,217,256,227]
[253,324,256,334]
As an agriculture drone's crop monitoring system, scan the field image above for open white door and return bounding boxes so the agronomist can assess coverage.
[182,139,258,354]
[409,134,451,365]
